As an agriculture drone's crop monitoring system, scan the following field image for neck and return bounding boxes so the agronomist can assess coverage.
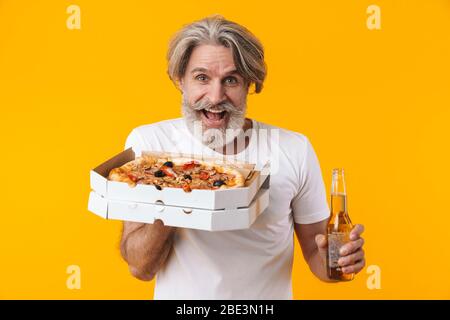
[213,118,253,155]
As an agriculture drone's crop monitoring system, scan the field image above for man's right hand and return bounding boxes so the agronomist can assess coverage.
[120,219,176,281]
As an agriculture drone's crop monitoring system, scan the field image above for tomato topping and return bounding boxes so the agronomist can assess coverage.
[127,173,138,182]
[182,184,192,193]
[199,171,210,180]
[161,166,177,177]
[182,161,199,170]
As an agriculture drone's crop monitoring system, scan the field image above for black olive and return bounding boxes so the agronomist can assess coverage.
[155,185,162,190]
[183,174,192,180]
[154,170,166,177]
[163,161,173,168]
[213,180,225,187]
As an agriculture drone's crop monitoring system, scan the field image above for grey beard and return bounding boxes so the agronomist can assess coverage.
[182,96,246,150]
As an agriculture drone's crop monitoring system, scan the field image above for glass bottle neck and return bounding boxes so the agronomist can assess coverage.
[331,168,346,196]
[331,168,347,214]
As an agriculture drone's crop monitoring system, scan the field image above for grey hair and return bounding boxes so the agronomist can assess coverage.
[167,15,267,93]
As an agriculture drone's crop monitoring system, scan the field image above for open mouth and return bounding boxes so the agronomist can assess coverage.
[201,109,227,120]
[200,109,228,128]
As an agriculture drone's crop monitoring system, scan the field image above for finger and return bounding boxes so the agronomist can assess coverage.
[340,238,364,255]
[342,259,366,275]
[350,224,365,240]
[338,249,364,267]
[315,234,327,249]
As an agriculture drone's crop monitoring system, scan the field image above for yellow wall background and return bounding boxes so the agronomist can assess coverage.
[1,0,449,299]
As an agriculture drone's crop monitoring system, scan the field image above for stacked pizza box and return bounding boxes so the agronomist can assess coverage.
[88,148,270,231]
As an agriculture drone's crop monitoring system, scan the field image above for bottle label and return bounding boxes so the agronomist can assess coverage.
[328,232,348,269]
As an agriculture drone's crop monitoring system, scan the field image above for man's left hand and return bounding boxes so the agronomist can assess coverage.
[315,224,366,275]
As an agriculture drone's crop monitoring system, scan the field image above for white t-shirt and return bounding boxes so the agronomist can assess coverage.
[125,118,330,299]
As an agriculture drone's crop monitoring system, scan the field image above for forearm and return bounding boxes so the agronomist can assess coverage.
[121,220,176,280]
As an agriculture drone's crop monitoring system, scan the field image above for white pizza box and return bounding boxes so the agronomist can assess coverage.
[87,184,269,231]
[90,148,270,210]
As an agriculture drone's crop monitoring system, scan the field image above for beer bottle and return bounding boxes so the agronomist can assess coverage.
[326,168,354,281]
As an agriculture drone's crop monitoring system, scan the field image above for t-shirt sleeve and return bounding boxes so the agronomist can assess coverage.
[291,138,330,224]
[124,129,146,155]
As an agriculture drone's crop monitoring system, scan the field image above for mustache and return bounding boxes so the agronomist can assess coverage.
[191,98,244,115]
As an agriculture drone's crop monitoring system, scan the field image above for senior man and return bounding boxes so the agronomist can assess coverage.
[120,15,365,299]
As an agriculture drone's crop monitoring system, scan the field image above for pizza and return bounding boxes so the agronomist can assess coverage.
[108,155,245,192]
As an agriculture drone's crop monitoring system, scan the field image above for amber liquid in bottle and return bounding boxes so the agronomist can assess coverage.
[326,168,354,281]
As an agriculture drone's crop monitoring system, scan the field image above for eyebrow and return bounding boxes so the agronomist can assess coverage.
[190,67,208,74]
[190,67,240,76]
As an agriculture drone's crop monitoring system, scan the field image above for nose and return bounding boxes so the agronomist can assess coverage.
[206,80,226,105]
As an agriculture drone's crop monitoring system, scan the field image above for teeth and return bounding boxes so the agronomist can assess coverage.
[202,109,226,120]
[205,109,224,113]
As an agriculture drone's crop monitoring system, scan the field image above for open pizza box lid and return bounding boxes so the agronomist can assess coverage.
[90,148,270,210]
[87,183,269,231]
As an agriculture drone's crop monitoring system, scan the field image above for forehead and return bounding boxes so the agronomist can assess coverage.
[186,44,236,74]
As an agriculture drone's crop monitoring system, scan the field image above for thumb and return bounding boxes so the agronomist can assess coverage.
[315,234,327,249]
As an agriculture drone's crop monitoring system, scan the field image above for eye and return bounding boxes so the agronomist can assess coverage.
[195,74,208,82]
[224,76,238,86]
